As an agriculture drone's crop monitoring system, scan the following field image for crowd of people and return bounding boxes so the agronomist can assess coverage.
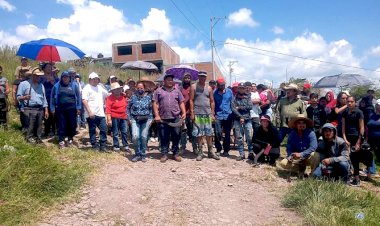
[0,57,379,187]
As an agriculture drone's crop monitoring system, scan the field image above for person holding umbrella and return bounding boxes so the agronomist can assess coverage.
[50,71,81,148]
[17,67,49,143]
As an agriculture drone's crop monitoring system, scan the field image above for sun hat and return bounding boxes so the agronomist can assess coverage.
[30,67,44,76]
[110,82,123,91]
[89,72,100,79]
[110,75,117,80]
[284,83,299,91]
[288,114,314,129]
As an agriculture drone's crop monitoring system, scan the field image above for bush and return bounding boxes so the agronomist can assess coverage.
[283,179,380,226]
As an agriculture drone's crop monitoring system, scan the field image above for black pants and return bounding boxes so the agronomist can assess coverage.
[44,109,56,135]
[252,143,279,165]
[25,107,44,140]
[214,116,233,153]
[57,108,77,143]
[158,119,181,154]
[368,137,380,163]
[348,135,373,176]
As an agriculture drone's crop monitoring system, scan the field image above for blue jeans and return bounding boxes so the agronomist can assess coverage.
[87,116,107,149]
[158,119,181,155]
[77,108,86,127]
[131,118,152,157]
[214,116,233,153]
[111,118,128,149]
[313,161,350,182]
[57,107,77,143]
[234,119,253,157]
[279,127,292,144]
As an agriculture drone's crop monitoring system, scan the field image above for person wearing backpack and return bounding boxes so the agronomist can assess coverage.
[17,67,49,143]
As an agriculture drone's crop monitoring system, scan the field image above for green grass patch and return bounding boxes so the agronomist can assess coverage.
[0,129,97,225]
[283,179,380,226]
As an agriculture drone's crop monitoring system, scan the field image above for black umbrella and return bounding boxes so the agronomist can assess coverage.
[314,73,373,90]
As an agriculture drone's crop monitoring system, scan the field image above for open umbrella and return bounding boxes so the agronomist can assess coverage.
[121,60,158,79]
[165,64,198,81]
[16,38,85,62]
[314,73,373,90]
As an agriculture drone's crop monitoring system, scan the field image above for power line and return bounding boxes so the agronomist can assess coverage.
[180,0,208,34]
[223,42,380,72]
[169,0,209,40]
[213,47,229,75]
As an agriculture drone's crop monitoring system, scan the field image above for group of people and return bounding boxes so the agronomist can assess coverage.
[2,57,380,187]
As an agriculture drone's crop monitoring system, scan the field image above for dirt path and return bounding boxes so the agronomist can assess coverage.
[39,132,302,226]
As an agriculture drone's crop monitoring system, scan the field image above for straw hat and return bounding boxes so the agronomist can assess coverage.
[110,82,123,91]
[29,67,44,76]
[283,83,299,91]
[288,114,314,129]
[138,76,156,92]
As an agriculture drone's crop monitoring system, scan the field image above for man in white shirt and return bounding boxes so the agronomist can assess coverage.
[248,82,261,130]
[82,72,108,151]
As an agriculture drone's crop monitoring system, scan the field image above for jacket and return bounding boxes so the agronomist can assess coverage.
[232,93,253,120]
[50,75,81,112]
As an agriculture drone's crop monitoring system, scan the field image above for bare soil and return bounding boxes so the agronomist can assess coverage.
[38,131,303,226]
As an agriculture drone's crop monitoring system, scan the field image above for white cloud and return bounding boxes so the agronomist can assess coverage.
[370,45,380,56]
[227,8,259,28]
[172,42,210,63]
[0,0,15,11]
[25,13,33,20]
[272,26,284,35]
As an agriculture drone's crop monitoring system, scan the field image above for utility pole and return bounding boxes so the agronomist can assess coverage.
[228,60,238,86]
[210,16,226,80]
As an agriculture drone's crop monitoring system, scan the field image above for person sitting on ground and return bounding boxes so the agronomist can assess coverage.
[306,93,327,138]
[313,123,350,182]
[251,115,280,165]
[106,82,129,153]
[277,115,319,177]
[50,71,81,149]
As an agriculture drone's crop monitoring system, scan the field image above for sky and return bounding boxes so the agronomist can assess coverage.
[1,0,380,86]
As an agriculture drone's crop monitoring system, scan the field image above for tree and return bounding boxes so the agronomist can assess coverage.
[349,85,380,100]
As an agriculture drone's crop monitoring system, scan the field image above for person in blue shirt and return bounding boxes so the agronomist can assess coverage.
[368,99,380,164]
[277,115,319,177]
[213,77,233,157]
[17,67,49,143]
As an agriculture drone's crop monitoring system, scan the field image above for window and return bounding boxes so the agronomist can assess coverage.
[141,43,156,54]
[117,45,132,55]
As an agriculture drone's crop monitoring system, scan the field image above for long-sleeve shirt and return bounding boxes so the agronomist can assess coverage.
[17,80,48,108]
[232,93,253,120]
[316,137,350,164]
[127,94,153,120]
[106,94,128,119]
[277,97,305,128]
[214,88,233,120]
[367,113,380,139]
[253,126,280,148]
[286,128,317,159]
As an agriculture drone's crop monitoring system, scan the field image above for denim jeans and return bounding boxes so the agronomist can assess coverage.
[131,118,152,157]
[279,127,292,144]
[77,108,86,127]
[180,116,196,151]
[57,107,77,143]
[214,116,233,153]
[87,116,107,149]
[234,119,253,156]
[111,118,128,149]
[313,161,350,182]
[158,119,181,154]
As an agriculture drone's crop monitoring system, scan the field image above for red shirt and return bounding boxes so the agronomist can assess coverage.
[106,94,128,119]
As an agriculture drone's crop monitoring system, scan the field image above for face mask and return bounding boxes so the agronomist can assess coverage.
[137,90,144,95]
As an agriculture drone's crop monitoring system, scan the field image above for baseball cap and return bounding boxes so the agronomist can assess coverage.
[216,77,226,85]
[89,72,100,79]
[232,82,239,88]
[244,81,252,87]
[164,73,174,79]
[238,82,245,87]
[198,71,207,77]
[303,83,311,89]
[209,80,216,84]
[260,115,271,122]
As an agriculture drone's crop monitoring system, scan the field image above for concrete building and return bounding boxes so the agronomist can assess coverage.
[112,40,180,73]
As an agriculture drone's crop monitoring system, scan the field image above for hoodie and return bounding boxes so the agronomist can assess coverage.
[326,91,337,109]
[316,123,350,164]
[50,71,81,112]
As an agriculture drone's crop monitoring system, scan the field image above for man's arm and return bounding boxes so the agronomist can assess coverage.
[330,142,350,164]
[153,100,161,122]
[300,131,318,160]
[189,84,195,120]
[209,86,215,118]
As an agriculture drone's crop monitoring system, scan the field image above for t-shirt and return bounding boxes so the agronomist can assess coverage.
[250,91,260,118]
[82,84,108,118]
[180,85,191,115]
[342,108,364,137]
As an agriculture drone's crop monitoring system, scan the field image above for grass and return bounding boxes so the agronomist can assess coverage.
[282,179,380,226]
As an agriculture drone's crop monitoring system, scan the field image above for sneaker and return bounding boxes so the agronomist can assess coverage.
[222,151,230,157]
[131,156,141,162]
[160,154,168,163]
[113,147,121,152]
[236,156,245,161]
[123,146,130,152]
[59,141,66,149]
[173,154,182,162]
[141,157,147,163]
[350,178,361,187]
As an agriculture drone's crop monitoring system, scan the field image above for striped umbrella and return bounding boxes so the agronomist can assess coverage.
[16,38,85,62]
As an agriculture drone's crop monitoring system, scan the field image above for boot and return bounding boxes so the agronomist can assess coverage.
[196,149,203,161]
[208,147,220,160]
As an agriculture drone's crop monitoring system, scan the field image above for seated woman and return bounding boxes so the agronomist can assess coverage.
[250,115,280,165]
[313,123,350,182]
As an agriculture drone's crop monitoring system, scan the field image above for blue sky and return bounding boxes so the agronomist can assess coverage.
[1,0,380,86]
